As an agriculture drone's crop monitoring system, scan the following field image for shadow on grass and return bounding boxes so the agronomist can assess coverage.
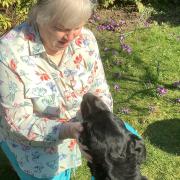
[0,147,19,179]
[143,0,180,26]
[143,118,180,155]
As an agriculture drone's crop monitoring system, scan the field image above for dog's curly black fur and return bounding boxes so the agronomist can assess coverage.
[79,93,147,180]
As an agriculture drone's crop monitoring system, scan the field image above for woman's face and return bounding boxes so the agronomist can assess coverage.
[38,22,83,54]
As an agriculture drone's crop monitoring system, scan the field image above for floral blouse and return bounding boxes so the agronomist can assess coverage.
[0,22,113,178]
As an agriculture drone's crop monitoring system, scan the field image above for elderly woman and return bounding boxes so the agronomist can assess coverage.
[0,0,113,179]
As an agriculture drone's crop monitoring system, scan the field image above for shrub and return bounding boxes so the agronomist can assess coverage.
[0,0,36,34]
[98,0,142,8]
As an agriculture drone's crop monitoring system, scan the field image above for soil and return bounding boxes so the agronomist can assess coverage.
[91,7,142,32]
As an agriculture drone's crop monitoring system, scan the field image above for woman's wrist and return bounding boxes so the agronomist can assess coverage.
[59,122,83,139]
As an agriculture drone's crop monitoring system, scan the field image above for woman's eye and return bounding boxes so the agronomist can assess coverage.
[54,26,81,32]
[54,27,63,31]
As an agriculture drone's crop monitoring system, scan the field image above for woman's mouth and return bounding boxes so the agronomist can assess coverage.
[57,41,69,47]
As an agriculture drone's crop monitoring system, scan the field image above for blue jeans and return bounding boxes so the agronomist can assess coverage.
[0,142,71,180]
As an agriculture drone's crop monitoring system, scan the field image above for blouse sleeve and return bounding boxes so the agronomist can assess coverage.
[0,61,63,147]
[86,30,113,112]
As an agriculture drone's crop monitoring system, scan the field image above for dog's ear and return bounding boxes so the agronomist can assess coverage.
[107,117,128,160]
[109,139,127,160]
[108,133,128,160]
[128,134,146,164]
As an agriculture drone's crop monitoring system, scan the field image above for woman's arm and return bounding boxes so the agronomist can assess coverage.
[0,61,70,147]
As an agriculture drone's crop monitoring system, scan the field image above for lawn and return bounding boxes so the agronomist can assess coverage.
[0,3,180,180]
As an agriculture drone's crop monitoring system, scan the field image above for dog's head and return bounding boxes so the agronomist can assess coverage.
[80,93,127,156]
[80,92,110,119]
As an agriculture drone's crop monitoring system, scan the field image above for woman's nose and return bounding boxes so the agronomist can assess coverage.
[64,31,75,41]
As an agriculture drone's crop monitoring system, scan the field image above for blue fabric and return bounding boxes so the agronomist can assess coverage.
[91,176,95,180]
[124,122,141,138]
[0,142,71,180]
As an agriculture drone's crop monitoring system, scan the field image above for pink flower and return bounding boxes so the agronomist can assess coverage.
[157,86,168,95]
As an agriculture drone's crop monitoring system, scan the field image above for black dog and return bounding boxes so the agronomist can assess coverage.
[79,93,147,180]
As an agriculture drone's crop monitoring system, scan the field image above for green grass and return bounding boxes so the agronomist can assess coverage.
[1,10,180,180]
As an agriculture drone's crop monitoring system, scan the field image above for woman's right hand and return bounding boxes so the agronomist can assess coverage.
[59,122,92,161]
[59,122,83,139]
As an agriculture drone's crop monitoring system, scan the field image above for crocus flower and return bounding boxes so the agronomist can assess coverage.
[121,44,132,54]
[89,13,100,23]
[148,105,156,113]
[119,34,125,43]
[175,98,180,103]
[97,19,120,32]
[104,47,110,52]
[114,84,120,92]
[157,86,168,95]
[173,81,180,88]
[121,108,130,114]
[119,19,126,25]
[92,14,100,21]
[144,21,150,28]
[113,59,123,66]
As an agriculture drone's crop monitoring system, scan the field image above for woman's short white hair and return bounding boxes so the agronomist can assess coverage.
[28,0,93,28]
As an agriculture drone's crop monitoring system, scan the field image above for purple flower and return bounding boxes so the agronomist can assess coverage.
[93,14,100,21]
[104,47,110,52]
[121,108,130,114]
[175,98,180,103]
[119,34,125,43]
[114,84,120,92]
[97,19,120,32]
[148,105,156,113]
[119,19,126,25]
[89,13,100,23]
[97,24,106,31]
[88,19,94,23]
[173,81,180,88]
[144,21,150,28]
[113,59,123,66]
[157,86,168,95]
[121,44,132,54]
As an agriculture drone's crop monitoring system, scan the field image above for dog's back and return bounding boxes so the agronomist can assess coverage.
[79,93,147,180]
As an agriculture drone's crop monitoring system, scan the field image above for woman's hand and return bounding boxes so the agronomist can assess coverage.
[59,122,83,139]
[59,122,92,161]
